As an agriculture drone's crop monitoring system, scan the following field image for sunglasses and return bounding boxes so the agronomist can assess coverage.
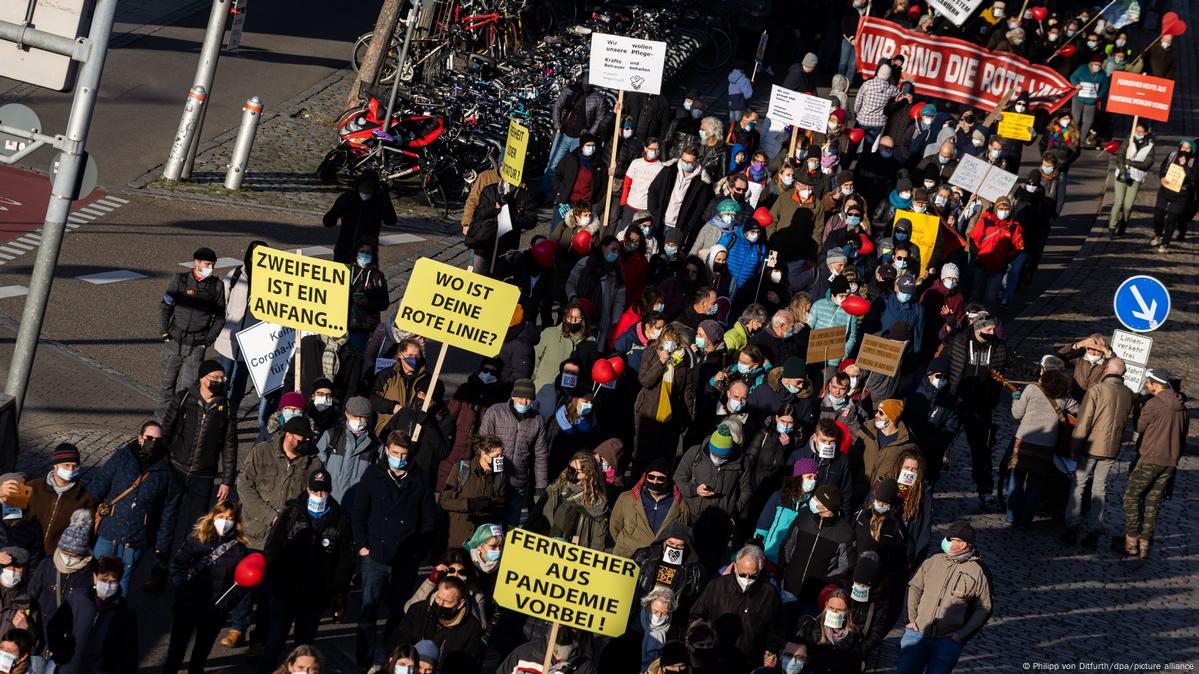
[645,474,668,483]
[735,571,759,579]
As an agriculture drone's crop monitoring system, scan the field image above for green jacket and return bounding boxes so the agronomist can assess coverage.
[236,435,323,545]
[532,326,597,391]
[542,481,609,551]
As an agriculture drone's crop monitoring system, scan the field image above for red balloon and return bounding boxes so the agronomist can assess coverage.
[607,356,625,377]
[1103,140,1122,154]
[1058,44,1077,58]
[591,358,615,385]
[234,552,266,588]
[847,128,865,145]
[909,103,925,121]
[571,229,592,255]
[1030,6,1048,21]
[1161,11,1187,36]
[531,240,555,268]
[840,294,870,316]
[857,233,875,256]
[752,207,773,228]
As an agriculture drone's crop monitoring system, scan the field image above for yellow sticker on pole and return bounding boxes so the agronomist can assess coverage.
[494,528,640,637]
[249,247,350,337]
[895,209,940,274]
[997,111,1035,141]
[394,258,520,357]
[500,119,530,187]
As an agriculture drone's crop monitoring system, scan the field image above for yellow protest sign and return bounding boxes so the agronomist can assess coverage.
[500,119,530,187]
[997,111,1035,141]
[394,258,520,357]
[494,528,639,637]
[894,209,940,273]
[1162,163,1185,192]
[249,247,350,337]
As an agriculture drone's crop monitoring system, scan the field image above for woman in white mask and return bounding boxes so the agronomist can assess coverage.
[638,588,677,670]
[889,450,934,566]
[162,500,250,674]
[795,587,865,671]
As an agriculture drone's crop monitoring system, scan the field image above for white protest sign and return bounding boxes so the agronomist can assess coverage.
[1110,329,1153,392]
[767,85,832,134]
[235,321,297,397]
[948,153,1018,203]
[588,33,666,95]
[927,0,985,26]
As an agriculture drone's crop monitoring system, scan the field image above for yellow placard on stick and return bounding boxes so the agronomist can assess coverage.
[500,119,530,187]
[856,333,907,377]
[249,247,350,338]
[1162,163,1185,192]
[895,209,940,273]
[806,326,847,362]
[493,528,640,638]
[997,111,1035,141]
[394,258,520,357]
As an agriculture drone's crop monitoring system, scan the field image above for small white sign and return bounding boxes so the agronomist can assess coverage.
[926,0,985,26]
[1110,329,1153,366]
[767,85,832,134]
[235,321,297,397]
[588,33,667,96]
[948,153,1018,203]
[1122,364,1147,393]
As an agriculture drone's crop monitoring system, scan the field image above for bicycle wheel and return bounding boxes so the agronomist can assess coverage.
[693,28,733,72]
[353,34,401,84]
[422,162,451,217]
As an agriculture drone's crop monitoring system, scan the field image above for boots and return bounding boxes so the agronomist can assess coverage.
[1124,535,1139,556]
[1138,538,1151,560]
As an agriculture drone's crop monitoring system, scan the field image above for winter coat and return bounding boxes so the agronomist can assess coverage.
[1156,154,1197,213]
[906,551,992,640]
[541,481,609,550]
[632,522,709,619]
[533,326,597,391]
[1012,384,1078,447]
[673,441,752,519]
[439,458,507,549]
[463,182,536,256]
[159,270,225,346]
[919,280,963,353]
[809,297,858,365]
[781,508,855,602]
[28,475,93,555]
[727,69,753,111]
[689,572,782,666]
[768,188,825,255]
[441,377,508,490]
[499,321,538,386]
[263,495,354,605]
[316,424,381,509]
[1070,375,1133,459]
[947,331,1009,413]
[350,462,438,565]
[794,615,864,674]
[348,265,389,335]
[716,225,767,293]
[161,386,239,484]
[1136,387,1187,468]
[647,160,714,238]
[551,149,609,207]
[479,401,550,490]
[322,190,397,263]
[552,84,610,136]
[969,211,1024,273]
[635,345,699,431]
[609,476,690,558]
[1068,64,1110,104]
[857,421,919,490]
[395,596,485,674]
[461,167,501,227]
[753,490,804,563]
[566,258,626,348]
[1113,135,1156,184]
[0,583,36,650]
[88,444,180,552]
[863,293,924,357]
[168,533,249,613]
[370,364,430,435]
[236,434,324,545]
[692,216,741,260]
[46,585,137,674]
[29,556,93,647]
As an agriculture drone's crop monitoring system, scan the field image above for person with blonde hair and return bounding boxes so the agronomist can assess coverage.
[163,500,250,674]
[795,587,864,673]
[270,644,323,674]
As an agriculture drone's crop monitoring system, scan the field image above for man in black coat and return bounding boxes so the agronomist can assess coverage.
[632,522,709,621]
[646,151,714,249]
[780,485,854,603]
[322,175,398,265]
[688,544,782,670]
[394,576,484,674]
[946,316,1008,510]
[157,246,225,416]
[351,436,437,668]
[550,133,608,227]
[463,178,537,276]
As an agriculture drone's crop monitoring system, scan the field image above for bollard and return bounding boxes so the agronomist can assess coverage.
[163,86,207,183]
[224,96,263,190]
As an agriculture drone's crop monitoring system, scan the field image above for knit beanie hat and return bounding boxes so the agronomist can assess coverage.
[708,423,735,456]
[793,457,820,477]
[854,550,880,587]
[920,103,937,117]
[51,443,80,465]
[58,509,93,557]
[717,198,741,215]
[698,320,726,345]
[279,391,306,411]
[465,523,503,550]
[879,399,905,424]
[812,484,842,512]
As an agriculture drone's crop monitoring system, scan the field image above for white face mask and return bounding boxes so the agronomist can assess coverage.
[0,569,20,588]
[395,666,414,674]
[943,278,958,290]
[96,580,119,599]
[662,545,684,565]
[307,493,328,513]
[874,418,888,430]
[815,440,836,459]
[313,395,333,411]
[898,468,918,486]
[0,651,13,674]
[196,266,213,280]
[213,517,235,536]
[650,612,669,627]
[1083,353,1102,364]
[848,376,859,389]
[851,582,871,603]
[735,574,755,591]
[824,610,846,629]
[56,466,79,483]
[347,418,368,435]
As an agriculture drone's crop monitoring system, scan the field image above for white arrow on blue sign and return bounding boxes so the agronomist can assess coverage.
[1113,275,1170,333]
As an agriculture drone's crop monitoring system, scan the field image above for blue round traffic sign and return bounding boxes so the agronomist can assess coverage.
[1113,275,1170,333]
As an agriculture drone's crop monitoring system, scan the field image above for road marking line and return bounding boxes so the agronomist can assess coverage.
[103,196,129,204]
[0,286,29,299]
[5,240,34,251]
[0,247,25,256]
[380,233,426,246]
[83,203,114,212]
[68,212,95,221]
[0,252,14,261]
[66,223,80,229]
[298,246,334,257]
[75,208,108,218]
[77,270,149,285]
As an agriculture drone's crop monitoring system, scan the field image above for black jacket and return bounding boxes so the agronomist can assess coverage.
[351,462,437,565]
[688,573,782,668]
[628,92,673,147]
[161,386,239,484]
[498,636,599,674]
[159,270,225,346]
[794,614,864,674]
[646,160,714,241]
[394,596,485,674]
[946,331,1008,413]
[29,556,94,646]
[46,585,138,674]
[781,509,855,602]
[264,495,354,604]
[551,149,609,207]
[632,522,709,621]
[322,190,398,264]
[463,182,537,256]
[498,321,537,385]
[169,533,250,614]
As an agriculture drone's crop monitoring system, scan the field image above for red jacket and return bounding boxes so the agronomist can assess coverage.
[969,211,1024,273]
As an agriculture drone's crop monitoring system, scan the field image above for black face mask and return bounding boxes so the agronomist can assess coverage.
[563,321,583,334]
[978,332,997,344]
[207,380,226,396]
[431,603,458,620]
[646,479,671,495]
[566,471,580,484]
[139,437,162,462]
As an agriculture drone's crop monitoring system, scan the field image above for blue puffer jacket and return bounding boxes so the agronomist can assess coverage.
[717,224,767,293]
[88,443,181,553]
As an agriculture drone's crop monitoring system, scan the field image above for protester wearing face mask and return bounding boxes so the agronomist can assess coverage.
[1144,33,1177,78]
[1040,113,1081,210]
[688,544,780,668]
[1068,54,1111,146]
[549,133,608,231]
[856,400,917,497]
[969,196,1024,305]
[810,276,860,370]
[780,483,853,605]
[630,587,676,671]
[541,70,610,196]
[541,452,610,551]
[918,263,963,359]
[647,147,714,247]
[901,522,992,672]
[713,220,767,295]
[621,138,667,230]
[532,302,597,394]
[162,500,250,674]
[1151,140,1197,251]
[946,317,1009,511]
[314,396,380,509]
[754,448,820,565]
[394,576,484,673]
[436,434,507,553]
[1055,334,1113,396]
[24,443,92,557]
[478,378,548,527]
[28,508,94,673]
[903,358,957,485]
[371,337,429,434]
[155,246,226,417]
[801,420,852,508]
[0,546,33,640]
[673,421,751,564]
[794,586,863,673]
[45,555,137,674]
[323,175,396,265]
[818,372,867,438]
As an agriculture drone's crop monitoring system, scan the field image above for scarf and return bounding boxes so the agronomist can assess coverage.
[888,190,912,210]
[639,608,669,670]
[656,355,676,423]
[470,546,498,573]
[825,624,850,644]
[554,406,595,434]
[46,471,74,496]
[946,547,976,563]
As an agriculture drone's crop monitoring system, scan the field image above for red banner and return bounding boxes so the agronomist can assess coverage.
[854,17,1075,113]
[1105,72,1173,122]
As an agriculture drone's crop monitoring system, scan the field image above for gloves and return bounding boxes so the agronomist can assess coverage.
[467,496,492,512]
[557,203,571,219]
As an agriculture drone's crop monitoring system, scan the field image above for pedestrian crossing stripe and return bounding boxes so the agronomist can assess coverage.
[0,195,127,268]
[0,285,28,299]
[77,270,149,285]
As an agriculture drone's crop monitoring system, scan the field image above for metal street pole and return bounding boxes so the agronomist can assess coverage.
[163,86,207,182]
[383,0,421,126]
[224,96,263,190]
[3,0,119,418]
[179,0,232,179]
